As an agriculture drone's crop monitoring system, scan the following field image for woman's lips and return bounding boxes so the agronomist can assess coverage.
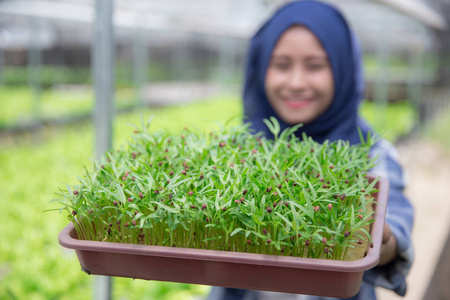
[282,98,313,109]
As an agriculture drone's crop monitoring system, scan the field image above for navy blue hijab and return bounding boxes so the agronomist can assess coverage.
[243,0,372,145]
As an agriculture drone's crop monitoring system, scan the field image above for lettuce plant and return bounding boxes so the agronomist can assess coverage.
[53,117,379,261]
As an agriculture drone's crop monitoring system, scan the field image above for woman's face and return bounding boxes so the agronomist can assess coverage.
[265,25,334,125]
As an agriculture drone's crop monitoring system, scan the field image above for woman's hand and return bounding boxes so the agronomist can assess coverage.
[378,223,398,266]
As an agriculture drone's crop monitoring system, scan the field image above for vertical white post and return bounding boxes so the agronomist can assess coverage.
[374,21,391,127]
[28,17,41,122]
[93,0,114,299]
[93,0,114,160]
[0,43,4,86]
[407,35,424,124]
[133,12,147,107]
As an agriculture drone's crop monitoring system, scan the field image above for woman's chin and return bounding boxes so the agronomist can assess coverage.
[279,115,312,126]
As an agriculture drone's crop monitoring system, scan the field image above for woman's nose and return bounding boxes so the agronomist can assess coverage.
[287,66,307,90]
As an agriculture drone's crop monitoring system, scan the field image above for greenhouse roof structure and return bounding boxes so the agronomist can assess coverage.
[0,0,446,38]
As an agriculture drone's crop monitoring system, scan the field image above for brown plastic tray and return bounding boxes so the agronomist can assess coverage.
[58,175,388,298]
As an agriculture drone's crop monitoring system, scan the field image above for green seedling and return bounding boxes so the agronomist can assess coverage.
[52,117,379,260]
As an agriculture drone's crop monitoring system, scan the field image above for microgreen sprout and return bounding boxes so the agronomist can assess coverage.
[52,117,379,261]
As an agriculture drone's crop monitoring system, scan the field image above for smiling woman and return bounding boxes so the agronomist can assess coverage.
[265,25,335,125]
[217,1,414,299]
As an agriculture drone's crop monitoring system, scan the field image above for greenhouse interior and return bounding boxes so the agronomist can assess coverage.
[0,0,449,299]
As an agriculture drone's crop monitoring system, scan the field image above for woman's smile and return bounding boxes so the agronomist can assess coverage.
[282,98,314,109]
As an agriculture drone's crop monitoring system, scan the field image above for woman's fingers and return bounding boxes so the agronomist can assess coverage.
[382,223,392,244]
[378,223,397,266]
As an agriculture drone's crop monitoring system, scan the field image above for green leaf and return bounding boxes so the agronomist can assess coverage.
[227,221,234,234]
[307,181,317,201]
[350,205,355,230]
[358,228,373,242]
[151,201,180,214]
[203,236,222,242]
[274,212,292,228]
[279,122,303,140]
[252,214,262,225]
[230,228,244,236]
[263,117,280,140]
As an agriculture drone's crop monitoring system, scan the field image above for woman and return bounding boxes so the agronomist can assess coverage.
[208,1,414,299]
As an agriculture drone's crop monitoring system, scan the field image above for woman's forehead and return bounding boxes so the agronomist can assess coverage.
[271,26,329,58]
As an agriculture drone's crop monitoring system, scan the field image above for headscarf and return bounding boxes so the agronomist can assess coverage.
[243,0,373,145]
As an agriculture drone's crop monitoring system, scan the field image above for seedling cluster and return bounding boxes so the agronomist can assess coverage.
[54,117,379,261]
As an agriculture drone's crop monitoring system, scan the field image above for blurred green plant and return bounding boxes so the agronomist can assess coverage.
[360,100,418,142]
[2,66,92,88]
[1,59,217,88]
[363,53,438,70]
[0,85,418,142]
[0,87,135,129]
[421,105,450,152]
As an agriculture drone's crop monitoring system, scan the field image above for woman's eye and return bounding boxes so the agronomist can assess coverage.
[271,62,290,70]
[307,64,326,71]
